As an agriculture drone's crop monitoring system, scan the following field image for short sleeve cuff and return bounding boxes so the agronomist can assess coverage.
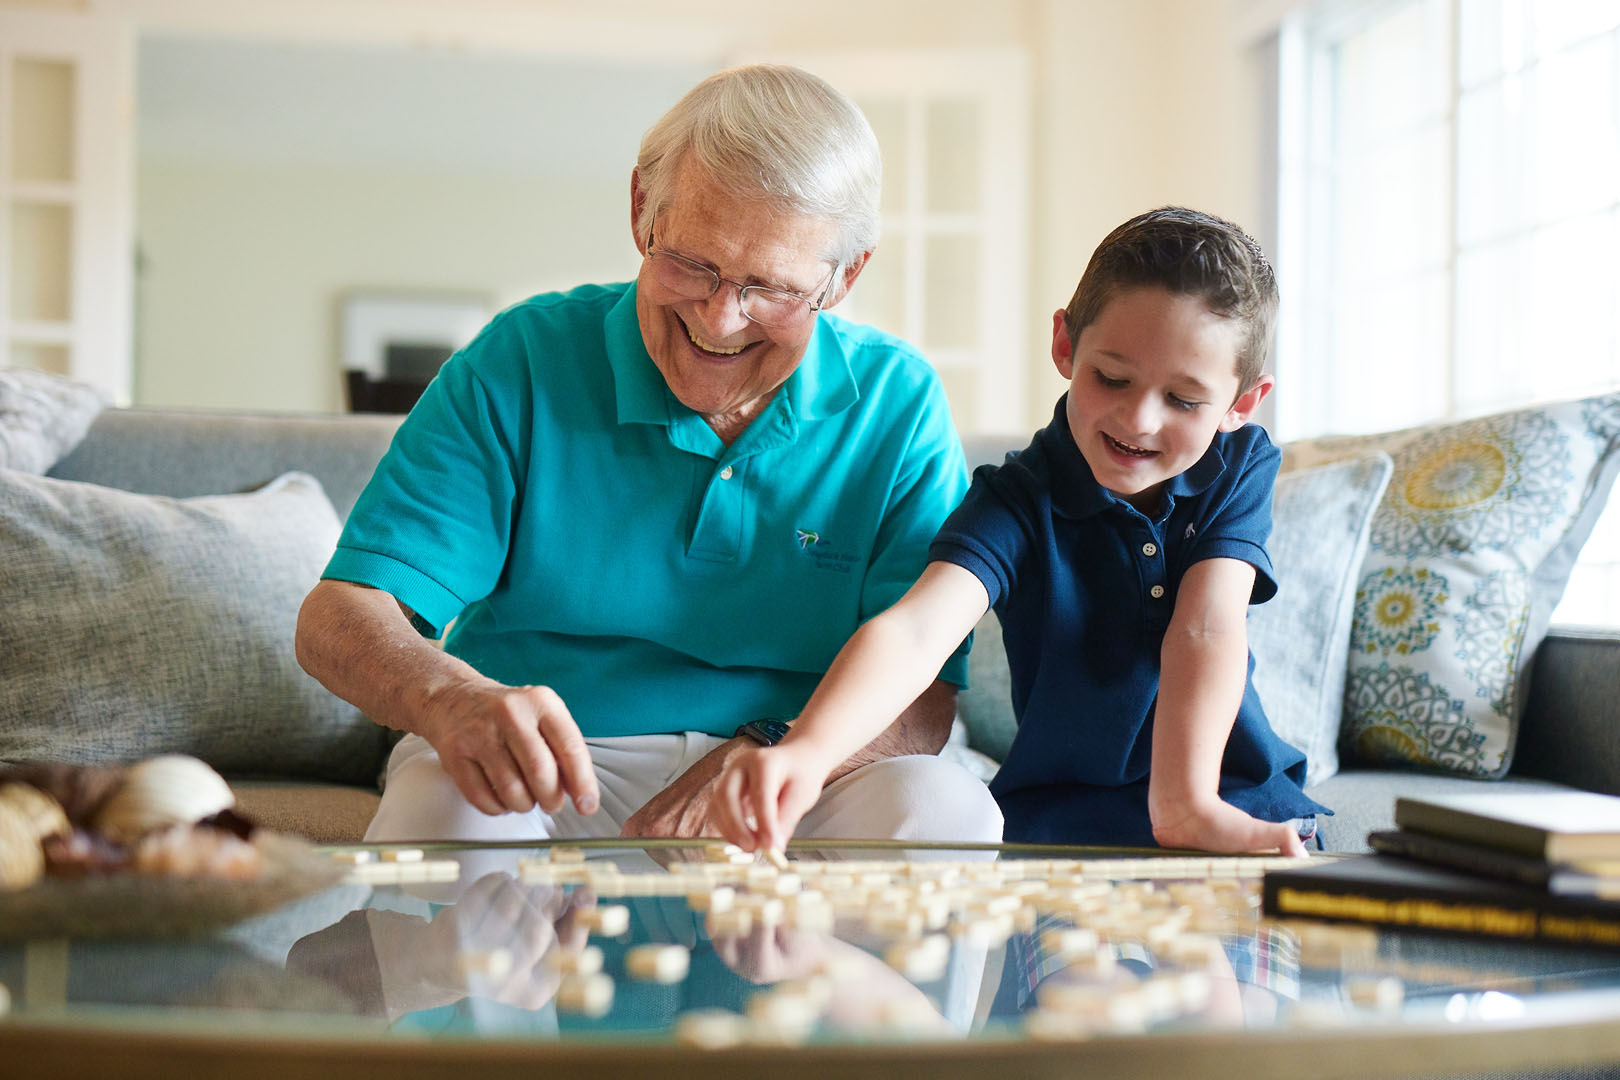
[323,546,469,636]
[928,540,1008,610]
[1193,538,1277,604]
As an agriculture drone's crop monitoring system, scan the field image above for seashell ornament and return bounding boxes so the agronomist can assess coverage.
[91,755,236,844]
[0,783,71,842]
[0,804,46,889]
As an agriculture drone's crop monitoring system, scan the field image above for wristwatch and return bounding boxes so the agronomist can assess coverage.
[734,717,792,746]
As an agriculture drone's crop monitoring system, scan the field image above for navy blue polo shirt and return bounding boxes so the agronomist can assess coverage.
[931,397,1327,845]
[325,281,969,738]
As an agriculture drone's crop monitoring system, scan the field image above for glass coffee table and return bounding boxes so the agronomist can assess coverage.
[3,839,1620,1079]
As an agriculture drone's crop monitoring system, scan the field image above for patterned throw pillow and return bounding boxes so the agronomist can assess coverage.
[1283,393,1620,778]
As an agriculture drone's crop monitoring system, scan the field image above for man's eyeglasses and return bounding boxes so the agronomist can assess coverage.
[644,220,839,330]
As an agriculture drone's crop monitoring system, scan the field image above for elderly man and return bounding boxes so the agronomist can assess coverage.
[295,64,1002,846]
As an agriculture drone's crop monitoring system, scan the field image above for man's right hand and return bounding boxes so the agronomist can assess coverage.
[296,580,600,821]
[421,680,600,818]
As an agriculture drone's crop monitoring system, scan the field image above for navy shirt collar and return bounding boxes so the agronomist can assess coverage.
[1038,394,1228,521]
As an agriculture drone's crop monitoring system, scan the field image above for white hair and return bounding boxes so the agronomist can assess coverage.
[634,65,882,268]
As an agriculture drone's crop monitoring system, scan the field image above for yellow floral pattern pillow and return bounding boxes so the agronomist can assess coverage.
[1282,393,1620,778]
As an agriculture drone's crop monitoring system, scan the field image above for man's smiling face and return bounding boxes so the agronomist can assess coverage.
[632,156,845,437]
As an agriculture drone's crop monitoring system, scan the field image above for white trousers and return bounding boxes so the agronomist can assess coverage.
[365,732,1004,847]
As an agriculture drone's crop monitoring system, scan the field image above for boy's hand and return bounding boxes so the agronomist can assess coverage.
[714,743,830,852]
[1149,793,1309,858]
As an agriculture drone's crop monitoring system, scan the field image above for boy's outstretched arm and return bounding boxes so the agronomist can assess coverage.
[1151,558,1308,857]
[715,561,990,852]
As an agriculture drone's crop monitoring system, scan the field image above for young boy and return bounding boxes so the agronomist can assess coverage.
[716,207,1326,856]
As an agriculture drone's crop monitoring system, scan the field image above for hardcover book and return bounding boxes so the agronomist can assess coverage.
[1262,854,1620,951]
[1366,829,1620,898]
[1392,790,1620,863]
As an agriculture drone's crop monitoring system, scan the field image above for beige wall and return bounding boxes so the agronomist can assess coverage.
[1028,0,1270,426]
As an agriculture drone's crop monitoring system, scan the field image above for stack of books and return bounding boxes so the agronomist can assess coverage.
[1262,790,1620,950]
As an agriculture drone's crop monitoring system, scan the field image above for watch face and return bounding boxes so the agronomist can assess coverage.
[738,718,791,745]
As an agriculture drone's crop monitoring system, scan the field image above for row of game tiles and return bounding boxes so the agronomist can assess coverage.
[325,847,1273,951]
[526,843,1305,878]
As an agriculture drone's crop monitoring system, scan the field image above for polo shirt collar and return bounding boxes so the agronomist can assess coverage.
[785,317,860,422]
[605,282,861,431]
[606,282,668,426]
[1041,393,1228,520]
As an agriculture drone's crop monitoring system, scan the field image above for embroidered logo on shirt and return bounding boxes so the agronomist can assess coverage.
[1184,523,1198,539]
[796,528,859,574]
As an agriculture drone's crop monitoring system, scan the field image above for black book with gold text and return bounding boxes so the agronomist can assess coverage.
[1262,853,1620,951]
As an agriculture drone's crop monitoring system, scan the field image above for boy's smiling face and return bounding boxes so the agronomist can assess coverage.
[1052,285,1273,513]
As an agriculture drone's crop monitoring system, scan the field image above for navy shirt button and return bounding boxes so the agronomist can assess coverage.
[1149,584,1165,599]
[1141,542,1157,557]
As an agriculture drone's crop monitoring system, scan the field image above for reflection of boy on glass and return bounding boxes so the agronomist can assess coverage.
[720,207,1327,854]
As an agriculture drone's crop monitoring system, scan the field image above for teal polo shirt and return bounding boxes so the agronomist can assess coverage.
[324,281,969,738]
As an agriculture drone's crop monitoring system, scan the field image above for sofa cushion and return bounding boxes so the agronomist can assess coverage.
[1284,392,1620,779]
[0,368,107,474]
[1249,452,1393,786]
[230,781,382,845]
[0,470,393,786]
[1305,769,1573,853]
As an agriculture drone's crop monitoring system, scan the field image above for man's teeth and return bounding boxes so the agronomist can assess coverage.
[686,324,745,356]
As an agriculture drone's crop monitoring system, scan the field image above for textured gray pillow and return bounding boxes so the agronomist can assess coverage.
[1250,452,1394,785]
[0,470,392,785]
[0,368,108,474]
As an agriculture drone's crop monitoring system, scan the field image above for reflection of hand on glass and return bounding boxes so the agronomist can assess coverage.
[289,872,590,1019]
[413,872,591,1011]
[709,924,951,1034]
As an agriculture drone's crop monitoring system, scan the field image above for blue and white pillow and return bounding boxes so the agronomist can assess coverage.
[1283,393,1620,778]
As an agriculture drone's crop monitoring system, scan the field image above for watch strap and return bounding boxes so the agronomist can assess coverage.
[734,717,792,746]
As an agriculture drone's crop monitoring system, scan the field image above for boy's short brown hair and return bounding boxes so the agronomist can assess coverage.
[1062,207,1278,395]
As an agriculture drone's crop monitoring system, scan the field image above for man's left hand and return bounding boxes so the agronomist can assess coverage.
[619,737,751,839]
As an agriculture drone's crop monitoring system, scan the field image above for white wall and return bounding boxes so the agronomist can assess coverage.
[9,0,1281,429]
[135,160,636,411]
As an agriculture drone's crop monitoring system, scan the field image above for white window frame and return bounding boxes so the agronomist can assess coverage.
[759,49,1031,437]
[0,9,135,402]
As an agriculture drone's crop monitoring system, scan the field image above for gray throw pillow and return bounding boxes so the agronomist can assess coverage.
[0,368,108,474]
[0,470,392,785]
[1250,452,1394,785]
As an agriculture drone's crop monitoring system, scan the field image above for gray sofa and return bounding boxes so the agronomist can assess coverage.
[35,407,1620,851]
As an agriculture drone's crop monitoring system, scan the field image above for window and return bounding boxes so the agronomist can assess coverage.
[768,50,1032,436]
[1277,0,1620,625]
